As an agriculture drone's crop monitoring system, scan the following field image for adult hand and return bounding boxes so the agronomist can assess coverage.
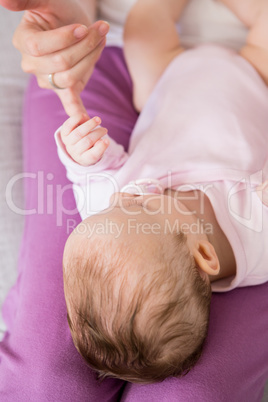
[0,0,109,116]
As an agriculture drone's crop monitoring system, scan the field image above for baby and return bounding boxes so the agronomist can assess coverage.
[56,0,268,383]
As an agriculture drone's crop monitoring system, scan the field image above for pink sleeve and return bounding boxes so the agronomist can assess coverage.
[54,126,128,186]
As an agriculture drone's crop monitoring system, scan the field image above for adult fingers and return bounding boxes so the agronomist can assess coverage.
[35,36,105,91]
[13,21,85,56]
[0,0,45,11]
[21,24,108,73]
[14,18,109,57]
[43,38,105,92]
[57,88,88,117]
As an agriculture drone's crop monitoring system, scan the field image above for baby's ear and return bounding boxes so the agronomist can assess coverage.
[192,241,220,277]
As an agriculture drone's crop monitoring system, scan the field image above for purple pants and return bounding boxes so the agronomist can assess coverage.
[0,47,267,401]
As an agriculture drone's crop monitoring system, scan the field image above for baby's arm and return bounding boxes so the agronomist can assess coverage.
[55,115,129,217]
[124,0,188,112]
[219,0,268,84]
[55,114,128,187]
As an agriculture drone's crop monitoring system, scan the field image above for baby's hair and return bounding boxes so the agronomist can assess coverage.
[64,232,211,384]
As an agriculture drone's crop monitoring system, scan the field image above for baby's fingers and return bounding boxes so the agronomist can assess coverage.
[66,117,104,145]
[71,127,108,155]
[61,114,90,139]
[80,138,110,166]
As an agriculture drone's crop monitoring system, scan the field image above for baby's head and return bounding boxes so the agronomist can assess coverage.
[63,192,216,383]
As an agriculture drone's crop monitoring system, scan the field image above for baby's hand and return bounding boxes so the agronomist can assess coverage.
[60,114,109,166]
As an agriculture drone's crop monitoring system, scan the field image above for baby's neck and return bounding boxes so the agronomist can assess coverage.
[164,188,236,282]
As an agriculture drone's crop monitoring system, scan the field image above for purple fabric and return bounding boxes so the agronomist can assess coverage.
[0,47,137,401]
[0,46,268,401]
